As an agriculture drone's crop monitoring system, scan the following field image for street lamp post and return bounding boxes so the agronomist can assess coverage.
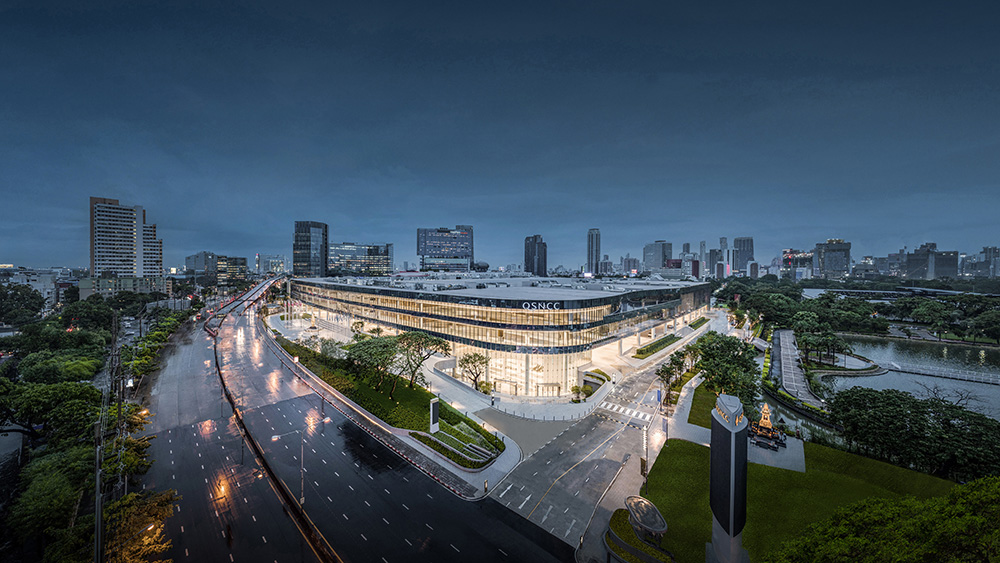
[271,416,331,506]
[108,523,155,563]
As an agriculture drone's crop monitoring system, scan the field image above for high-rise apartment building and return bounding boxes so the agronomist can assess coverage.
[90,197,163,277]
[328,242,393,276]
[812,239,852,279]
[733,237,754,274]
[643,240,672,271]
[524,235,548,277]
[586,229,601,275]
[293,221,329,277]
[417,225,474,271]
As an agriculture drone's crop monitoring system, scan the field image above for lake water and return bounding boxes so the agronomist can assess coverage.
[825,335,1000,420]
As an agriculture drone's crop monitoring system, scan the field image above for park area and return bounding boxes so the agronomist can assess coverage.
[642,439,954,562]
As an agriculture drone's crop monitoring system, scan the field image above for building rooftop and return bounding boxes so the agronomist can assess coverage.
[297,276,706,302]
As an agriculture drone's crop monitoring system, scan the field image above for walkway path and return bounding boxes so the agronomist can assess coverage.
[774,329,825,408]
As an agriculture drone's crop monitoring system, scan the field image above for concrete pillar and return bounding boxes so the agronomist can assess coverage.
[636,333,641,346]
[525,354,531,395]
[618,339,623,355]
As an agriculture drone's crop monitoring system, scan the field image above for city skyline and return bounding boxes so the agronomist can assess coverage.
[3,3,999,270]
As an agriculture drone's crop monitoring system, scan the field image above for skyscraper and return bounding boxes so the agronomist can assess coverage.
[90,197,162,277]
[733,237,754,274]
[643,240,672,271]
[586,229,601,274]
[293,221,329,277]
[682,242,691,254]
[524,235,548,277]
[417,225,474,271]
[720,237,728,252]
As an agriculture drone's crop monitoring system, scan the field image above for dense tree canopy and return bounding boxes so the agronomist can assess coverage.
[696,331,761,419]
[829,387,1000,482]
[768,476,1000,563]
[0,283,45,326]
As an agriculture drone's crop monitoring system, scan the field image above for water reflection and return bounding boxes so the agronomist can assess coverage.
[829,336,1000,420]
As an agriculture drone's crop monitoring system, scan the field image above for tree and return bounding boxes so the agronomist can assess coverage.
[60,297,115,332]
[0,283,46,326]
[571,385,582,401]
[696,332,761,419]
[656,358,680,405]
[459,352,490,392]
[319,338,347,359]
[973,310,1000,344]
[769,476,1000,563]
[103,489,179,563]
[346,336,399,395]
[396,331,450,389]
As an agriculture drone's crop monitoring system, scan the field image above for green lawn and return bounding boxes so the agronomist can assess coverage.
[645,440,954,563]
[687,383,716,428]
[942,332,999,345]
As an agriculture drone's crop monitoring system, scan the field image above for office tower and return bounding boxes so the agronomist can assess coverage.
[90,197,163,278]
[643,240,672,270]
[257,254,286,274]
[293,221,329,277]
[417,225,474,271]
[724,248,738,277]
[524,235,548,277]
[903,243,959,280]
[720,237,728,252]
[699,241,707,264]
[328,242,394,276]
[707,394,750,563]
[733,237,754,274]
[186,251,219,274]
[682,242,691,254]
[586,229,601,275]
[812,239,852,279]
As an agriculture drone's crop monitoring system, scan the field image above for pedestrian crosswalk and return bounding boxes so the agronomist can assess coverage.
[598,402,653,422]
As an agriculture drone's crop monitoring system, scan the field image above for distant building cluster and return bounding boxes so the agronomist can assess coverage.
[184,251,249,286]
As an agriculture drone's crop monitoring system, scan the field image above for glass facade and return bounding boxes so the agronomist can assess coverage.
[292,280,711,397]
[328,242,393,276]
[293,221,328,277]
[417,225,473,271]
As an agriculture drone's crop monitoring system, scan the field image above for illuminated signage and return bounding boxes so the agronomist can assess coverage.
[522,302,561,310]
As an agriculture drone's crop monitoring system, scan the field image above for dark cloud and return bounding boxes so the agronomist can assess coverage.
[2,1,999,269]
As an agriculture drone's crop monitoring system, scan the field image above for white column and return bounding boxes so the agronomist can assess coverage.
[525,354,531,395]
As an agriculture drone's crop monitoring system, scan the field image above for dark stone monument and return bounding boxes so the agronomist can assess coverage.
[706,394,751,563]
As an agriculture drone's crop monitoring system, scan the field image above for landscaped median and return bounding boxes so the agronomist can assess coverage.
[689,316,708,330]
[633,334,681,359]
[273,335,504,469]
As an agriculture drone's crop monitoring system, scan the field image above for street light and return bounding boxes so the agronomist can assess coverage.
[271,416,331,505]
[108,523,155,562]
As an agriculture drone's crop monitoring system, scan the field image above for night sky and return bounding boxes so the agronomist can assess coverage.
[2,1,999,271]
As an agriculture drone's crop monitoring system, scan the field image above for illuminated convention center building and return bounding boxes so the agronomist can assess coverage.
[290,277,711,398]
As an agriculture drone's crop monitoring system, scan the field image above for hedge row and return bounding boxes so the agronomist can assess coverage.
[634,335,682,359]
[689,317,709,330]
[409,432,489,469]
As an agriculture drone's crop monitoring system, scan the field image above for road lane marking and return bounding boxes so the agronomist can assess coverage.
[383,517,390,525]
[518,495,532,509]
[564,519,576,537]
[451,544,460,552]
[498,484,512,498]
[541,505,553,523]
[402,504,410,510]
